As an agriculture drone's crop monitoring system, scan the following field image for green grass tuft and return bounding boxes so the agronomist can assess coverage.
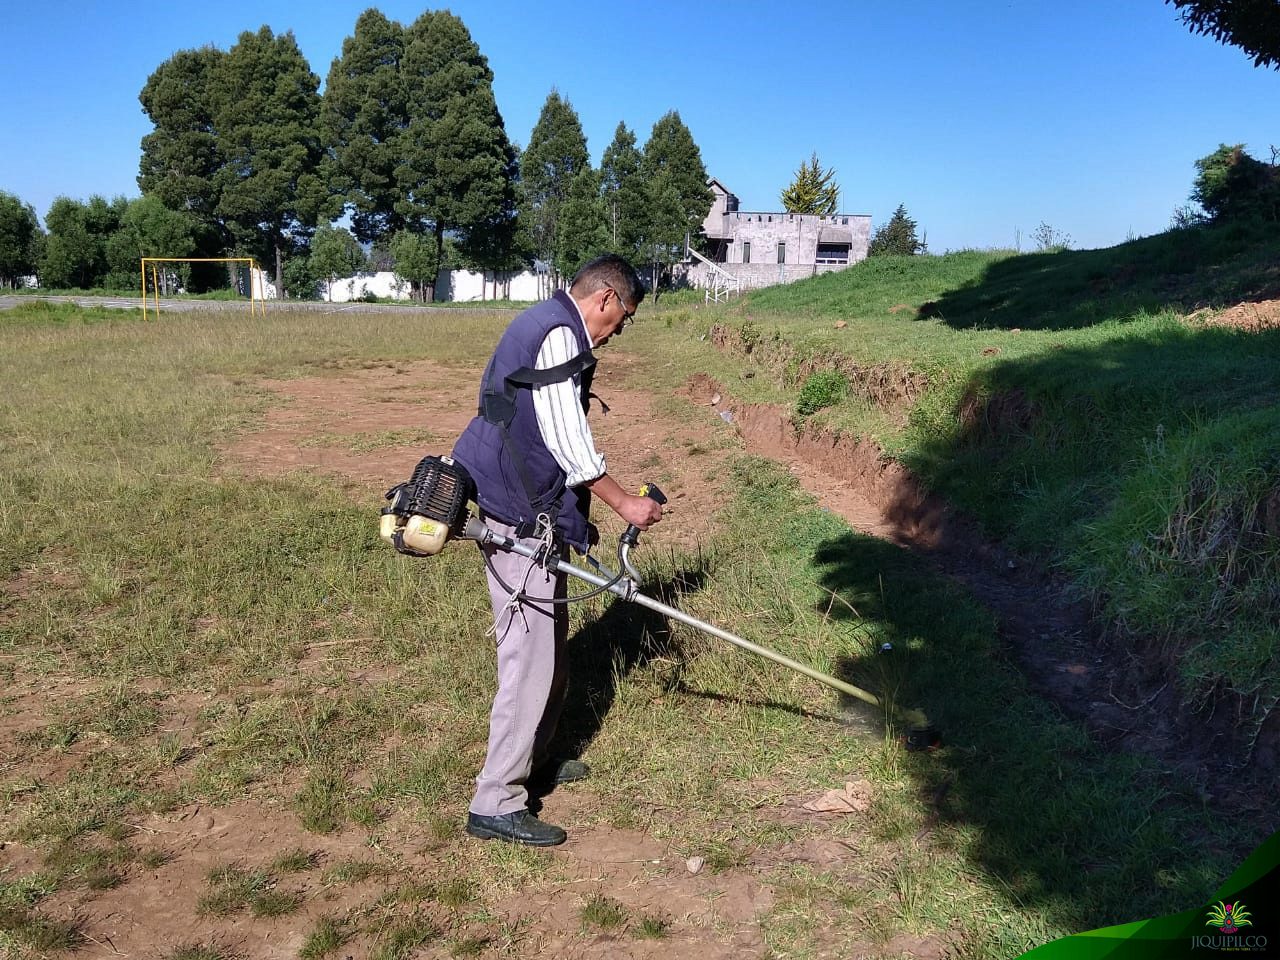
[164,945,231,960]
[300,916,352,959]
[579,892,627,931]
[0,904,84,952]
[634,915,669,939]
[371,913,442,960]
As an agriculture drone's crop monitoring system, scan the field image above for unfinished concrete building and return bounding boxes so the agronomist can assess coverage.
[684,178,871,297]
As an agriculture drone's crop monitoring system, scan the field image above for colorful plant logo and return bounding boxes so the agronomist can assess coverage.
[1205,900,1253,934]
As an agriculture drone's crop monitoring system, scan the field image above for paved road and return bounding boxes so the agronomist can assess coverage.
[0,294,511,315]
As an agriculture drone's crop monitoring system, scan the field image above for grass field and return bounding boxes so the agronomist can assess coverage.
[0,230,1275,959]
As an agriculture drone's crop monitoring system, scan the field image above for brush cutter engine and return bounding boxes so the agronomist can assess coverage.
[380,455,475,556]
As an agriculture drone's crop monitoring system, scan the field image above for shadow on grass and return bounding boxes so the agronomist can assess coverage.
[546,561,711,768]
[803,320,1280,934]
[810,528,1256,936]
[916,220,1280,331]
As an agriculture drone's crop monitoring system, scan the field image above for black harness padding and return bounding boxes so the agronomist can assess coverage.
[479,352,597,425]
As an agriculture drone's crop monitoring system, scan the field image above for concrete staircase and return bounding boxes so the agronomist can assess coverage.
[685,242,741,303]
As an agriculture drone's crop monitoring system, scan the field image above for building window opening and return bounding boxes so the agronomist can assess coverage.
[815,243,849,265]
[777,242,786,264]
[743,242,751,263]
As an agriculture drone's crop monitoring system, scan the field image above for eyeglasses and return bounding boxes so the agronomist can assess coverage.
[607,287,635,326]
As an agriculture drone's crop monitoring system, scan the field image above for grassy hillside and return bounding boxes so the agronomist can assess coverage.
[642,219,1280,753]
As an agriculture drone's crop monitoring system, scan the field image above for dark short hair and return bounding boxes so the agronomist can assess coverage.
[570,253,646,306]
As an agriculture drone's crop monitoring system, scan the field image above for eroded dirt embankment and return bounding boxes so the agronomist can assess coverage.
[683,361,1276,799]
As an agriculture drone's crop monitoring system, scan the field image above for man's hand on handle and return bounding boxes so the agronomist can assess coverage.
[585,473,665,531]
[618,492,663,530]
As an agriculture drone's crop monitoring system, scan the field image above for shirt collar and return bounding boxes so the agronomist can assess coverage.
[564,291,596,347]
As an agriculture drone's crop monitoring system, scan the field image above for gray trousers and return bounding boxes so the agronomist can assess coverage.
[470,518,569,816]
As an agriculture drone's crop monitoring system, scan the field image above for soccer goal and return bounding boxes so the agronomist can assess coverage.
[139,257,267,320]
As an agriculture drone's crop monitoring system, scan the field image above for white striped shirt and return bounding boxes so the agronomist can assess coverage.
[531,303,606,487]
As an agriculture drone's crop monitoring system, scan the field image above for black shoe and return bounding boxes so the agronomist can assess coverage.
[530,758,590,787]
[545,759,589,785]
[466,810,567,847]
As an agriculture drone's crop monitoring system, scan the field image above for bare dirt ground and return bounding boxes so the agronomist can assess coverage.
[5,341,1269,957]
[222,355,731,550]
[1195,296,1280,333]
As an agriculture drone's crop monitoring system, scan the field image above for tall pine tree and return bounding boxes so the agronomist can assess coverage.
[640,111,711,295]
[555,167,609,278]
[210,27,329,297]
[395,11,518,300]
[601,122,646,255]
[779,152,839,216]
[868,204,925,256]
[138,46,227,257]
[321,9,407,244]
[521,90,589,284]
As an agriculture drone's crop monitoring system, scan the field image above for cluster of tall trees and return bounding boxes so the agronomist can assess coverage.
[0,192,203,291]
[521,92,710,294]
[2,8,712,298]
[133,9,709,300]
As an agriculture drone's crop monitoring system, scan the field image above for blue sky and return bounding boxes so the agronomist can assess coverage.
[2,1,1275,252]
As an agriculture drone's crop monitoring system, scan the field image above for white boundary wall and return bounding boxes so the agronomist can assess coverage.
[322,269,542,303]
[250,266,276,300]
[321,271,410,302]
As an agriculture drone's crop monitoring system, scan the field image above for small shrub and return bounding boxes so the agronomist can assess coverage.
[796,370,848,416]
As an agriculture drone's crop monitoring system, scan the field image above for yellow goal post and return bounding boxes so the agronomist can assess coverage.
[140,257,266,320]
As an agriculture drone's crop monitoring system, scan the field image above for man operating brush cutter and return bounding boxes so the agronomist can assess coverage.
[449,254,663,847]
[380,263,938,846]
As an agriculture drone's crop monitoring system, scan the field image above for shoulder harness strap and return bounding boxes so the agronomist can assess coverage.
[477,347,598,529]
